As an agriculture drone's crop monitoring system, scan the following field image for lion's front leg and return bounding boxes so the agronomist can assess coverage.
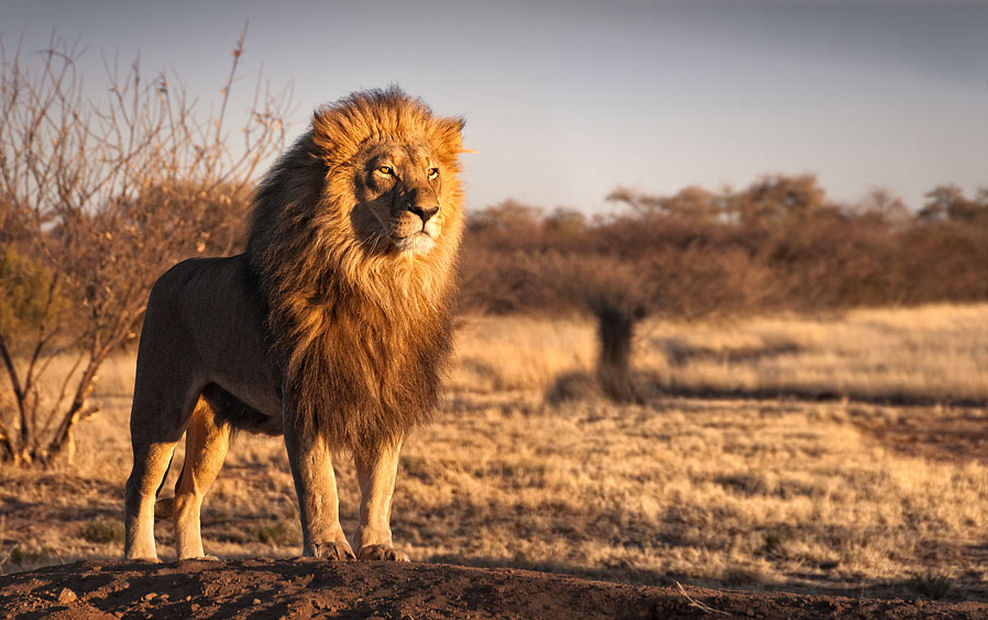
[283,416,355,560]
[354,440,410,562]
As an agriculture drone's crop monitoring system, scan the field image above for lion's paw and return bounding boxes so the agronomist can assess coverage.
[124,555,162,564]
[358,544,410,562]
[310,541,356,561]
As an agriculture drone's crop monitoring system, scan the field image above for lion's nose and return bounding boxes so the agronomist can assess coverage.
[408,205,439,224]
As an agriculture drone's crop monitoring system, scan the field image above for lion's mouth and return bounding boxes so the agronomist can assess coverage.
[393,231,435,255]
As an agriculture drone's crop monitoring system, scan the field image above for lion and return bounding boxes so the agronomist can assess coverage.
[124,88,466,562]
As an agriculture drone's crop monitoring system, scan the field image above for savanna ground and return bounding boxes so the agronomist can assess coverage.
[1,303,987,616]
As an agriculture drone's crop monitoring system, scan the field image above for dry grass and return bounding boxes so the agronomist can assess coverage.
[1,303,987,600]
[455,303,988,403]
[646,304,988,403]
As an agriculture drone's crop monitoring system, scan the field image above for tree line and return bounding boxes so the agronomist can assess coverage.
[459,176,988,318]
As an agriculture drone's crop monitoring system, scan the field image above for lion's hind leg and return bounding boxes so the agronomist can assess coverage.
[124,294,207,561]
[173,396,231,560]
[125,383,195,562]
[124,439,180,561]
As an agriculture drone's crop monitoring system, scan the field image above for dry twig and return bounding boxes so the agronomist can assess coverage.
[675,581,731,616]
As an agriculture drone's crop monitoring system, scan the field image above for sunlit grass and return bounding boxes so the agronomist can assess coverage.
[452,303,988,402]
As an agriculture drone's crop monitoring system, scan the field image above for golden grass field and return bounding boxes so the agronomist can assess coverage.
[1,303,987,600]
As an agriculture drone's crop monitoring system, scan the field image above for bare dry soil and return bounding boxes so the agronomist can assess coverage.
[1,558,987,619]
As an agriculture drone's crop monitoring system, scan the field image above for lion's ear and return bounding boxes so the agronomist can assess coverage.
[434,116,466,158]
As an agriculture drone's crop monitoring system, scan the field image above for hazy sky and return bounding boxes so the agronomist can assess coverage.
[3,0,987,214]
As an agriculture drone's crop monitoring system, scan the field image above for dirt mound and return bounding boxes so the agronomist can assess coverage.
[1,559,986,619]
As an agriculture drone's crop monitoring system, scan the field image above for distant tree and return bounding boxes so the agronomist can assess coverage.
[466,199,542,233]
[918,185,959,221]
[729,174,828,226]
[543,207,586,234]
[606,187,664,216]
[607,185,721,222]
[854,189,910,226]
[670,186,722,221]
[0,32,290,465]
[919,185,987,224]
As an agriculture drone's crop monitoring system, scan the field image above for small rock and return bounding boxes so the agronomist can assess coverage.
[57,588,78,604]
[915,599,924,608]
[142,592,158,602]
[252,598,261,605]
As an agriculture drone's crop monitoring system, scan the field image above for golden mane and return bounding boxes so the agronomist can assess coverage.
[244,88,466,454]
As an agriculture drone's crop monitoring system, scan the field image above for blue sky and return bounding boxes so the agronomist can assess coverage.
[3,0,987,214]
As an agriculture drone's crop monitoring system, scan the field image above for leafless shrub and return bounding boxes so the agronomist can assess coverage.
[0,31,290,465]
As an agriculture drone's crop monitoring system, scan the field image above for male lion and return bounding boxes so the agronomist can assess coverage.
[124,88,466,562]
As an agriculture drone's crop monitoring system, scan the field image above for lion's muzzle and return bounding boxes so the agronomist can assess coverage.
[408,205,439,225]
[393,193,443,254]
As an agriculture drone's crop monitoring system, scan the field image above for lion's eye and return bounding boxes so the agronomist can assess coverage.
[377,165,394,175]
[427,167,439,180]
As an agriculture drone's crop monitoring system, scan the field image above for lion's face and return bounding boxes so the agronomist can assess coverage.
[349,140,452,256]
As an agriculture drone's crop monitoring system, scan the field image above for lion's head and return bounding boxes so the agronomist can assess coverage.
[247,88,466,302]
[311,88,465,263]
[345,135,451,256]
